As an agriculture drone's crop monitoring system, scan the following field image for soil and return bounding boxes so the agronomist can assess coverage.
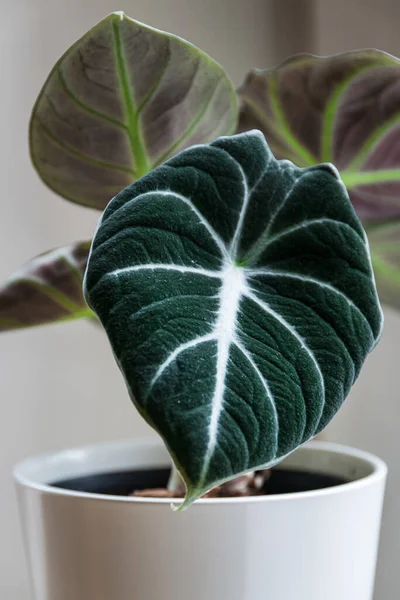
[132,470,271,499]
[52,467,348,498]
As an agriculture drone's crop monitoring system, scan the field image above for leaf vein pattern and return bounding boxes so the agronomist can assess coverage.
[249,269,375,343]
[35,117,135,175]
[57,67,127,130]
[264,218,363,249]
[233,339,278,457]
[244,290,326,435]
[134,190,229,258]
[149,333,216,391]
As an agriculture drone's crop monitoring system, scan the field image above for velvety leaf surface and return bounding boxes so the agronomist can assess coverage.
[30,12,238,210]
[84,131,383,506]
[237,50,400,222]
[0,242,92,330]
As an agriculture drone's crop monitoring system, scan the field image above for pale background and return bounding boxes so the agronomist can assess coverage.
[1,1,399,598]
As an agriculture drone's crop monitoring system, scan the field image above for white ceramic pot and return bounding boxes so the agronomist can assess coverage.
[14,439,386,600]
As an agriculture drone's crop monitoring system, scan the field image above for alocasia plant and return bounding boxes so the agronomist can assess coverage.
[0,12,392,503]
[0,16,399,330]
[84,130,382,506]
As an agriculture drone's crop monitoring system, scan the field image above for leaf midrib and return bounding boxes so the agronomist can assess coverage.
[112,16,151,178]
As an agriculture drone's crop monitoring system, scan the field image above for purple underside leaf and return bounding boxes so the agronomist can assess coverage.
[237,49,400,311]
[0,242,93,331]
[30,11,238,211]
[236,49,400,222]
[342,122,400,221]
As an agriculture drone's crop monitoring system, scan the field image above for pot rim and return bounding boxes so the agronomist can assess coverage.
[13,438,387,506]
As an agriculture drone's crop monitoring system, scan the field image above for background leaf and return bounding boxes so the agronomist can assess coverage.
[367,222,400,310]
[30,11,238,210]
[237,50,400,221]
[0,242,92,331]
[84,131,382,506]
[237,49,400,312]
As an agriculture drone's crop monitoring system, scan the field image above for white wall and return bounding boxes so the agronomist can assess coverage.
[0,1,273,598]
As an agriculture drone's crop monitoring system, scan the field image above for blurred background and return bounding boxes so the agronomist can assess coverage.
[1,0,399,598]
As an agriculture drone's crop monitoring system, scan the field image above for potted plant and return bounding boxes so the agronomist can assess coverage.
[9,12,395,600]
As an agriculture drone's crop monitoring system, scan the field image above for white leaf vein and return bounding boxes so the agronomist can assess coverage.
[264,217,359,250]
[233,339,278,457]
[244,289,326,436]
[150,333,216,391]
[249,269,375,343]
[229,158,270,259]
[110,264,222,279]
[139,190,229,259]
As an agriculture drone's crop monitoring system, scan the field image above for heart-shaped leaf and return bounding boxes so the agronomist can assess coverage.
[237,50,400,222]
[0,242,92,330]
[30,12,238,210]
[84,131,383,506]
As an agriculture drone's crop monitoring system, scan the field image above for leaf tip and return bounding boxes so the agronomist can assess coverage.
[112,10,126,20]
[173,489,200,512]
[171,500,186,513]
[308,161,342,181]
[245,128,266,140]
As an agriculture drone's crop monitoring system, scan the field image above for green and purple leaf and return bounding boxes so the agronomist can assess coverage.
[30,11,238,210]
[237,50,400,221]
[237,50,400,310]
[0,242,92,331]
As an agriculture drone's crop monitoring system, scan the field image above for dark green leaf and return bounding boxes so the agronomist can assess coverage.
[84,131,382,506]
[30,12,238,210]
[0,242,92,331]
